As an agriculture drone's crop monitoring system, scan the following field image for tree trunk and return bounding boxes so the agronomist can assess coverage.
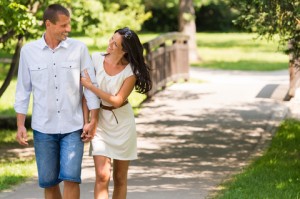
[179,0,200,63]
[0,35,23,98]
[288,40,300,98]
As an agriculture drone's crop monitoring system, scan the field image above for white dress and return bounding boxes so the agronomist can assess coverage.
[90,52,137,160]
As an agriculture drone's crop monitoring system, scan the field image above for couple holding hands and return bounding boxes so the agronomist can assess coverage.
[14,4,151,199]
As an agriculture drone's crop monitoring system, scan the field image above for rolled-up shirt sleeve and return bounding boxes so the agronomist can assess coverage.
[14,48,32,114]
[81,46,100,110]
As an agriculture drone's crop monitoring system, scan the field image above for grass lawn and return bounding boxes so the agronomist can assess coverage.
[214,119,300,199]
[0,129,36,192]
[0,159,36,191]
[193,32,289,71]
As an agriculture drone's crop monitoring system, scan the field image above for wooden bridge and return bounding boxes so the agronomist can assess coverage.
[143,32,190,97]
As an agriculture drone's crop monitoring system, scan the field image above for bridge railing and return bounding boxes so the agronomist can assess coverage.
[143,32,190,97]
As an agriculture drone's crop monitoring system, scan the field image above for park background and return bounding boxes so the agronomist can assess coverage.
[1,0,300,198]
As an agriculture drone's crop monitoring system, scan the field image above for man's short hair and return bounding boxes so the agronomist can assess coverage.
[43,4,70,26]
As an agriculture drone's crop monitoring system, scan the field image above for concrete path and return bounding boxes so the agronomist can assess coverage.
[0,67,292,199]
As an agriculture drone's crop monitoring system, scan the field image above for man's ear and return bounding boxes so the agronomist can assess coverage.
[45,20,52,28]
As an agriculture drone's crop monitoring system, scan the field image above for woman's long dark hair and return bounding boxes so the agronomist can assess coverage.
[115,27,152,94]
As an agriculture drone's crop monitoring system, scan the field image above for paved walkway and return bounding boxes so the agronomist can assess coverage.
[0,67,293,199]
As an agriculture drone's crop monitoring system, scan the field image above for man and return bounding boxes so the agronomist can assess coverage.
[14,4,99,199]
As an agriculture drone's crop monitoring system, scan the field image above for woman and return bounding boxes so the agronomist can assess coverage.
[81,27,152,199]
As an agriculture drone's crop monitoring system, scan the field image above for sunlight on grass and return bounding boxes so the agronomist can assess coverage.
[194,33,289,71]
[0,159,36,191]
[128,90,147,116]
[0,80,33,117]
[0,80,17,116]
[215,119,300,199]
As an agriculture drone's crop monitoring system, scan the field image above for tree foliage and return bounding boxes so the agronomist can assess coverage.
[231,0,300,65]
[84,0,151,38]
[0,0,150,98]
[0,0,151,52]
[0,1,36,52]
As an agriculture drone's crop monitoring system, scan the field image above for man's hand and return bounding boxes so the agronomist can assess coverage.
[16,126,28,146]
[81,121,97,142]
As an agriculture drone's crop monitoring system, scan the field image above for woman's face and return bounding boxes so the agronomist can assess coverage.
[107,32,125,55]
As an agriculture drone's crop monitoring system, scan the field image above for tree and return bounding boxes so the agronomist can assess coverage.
[0,0,150,98]
[0,1,40,98]
[179,0,200,62]
[231,0,300,97]
[83,0,151,42]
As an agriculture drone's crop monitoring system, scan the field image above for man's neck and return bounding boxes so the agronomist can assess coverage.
[44,33,60,49]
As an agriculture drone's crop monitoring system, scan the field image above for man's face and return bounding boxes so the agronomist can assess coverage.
[46,14,71,41]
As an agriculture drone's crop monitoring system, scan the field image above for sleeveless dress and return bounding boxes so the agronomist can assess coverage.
[90,52,137,160]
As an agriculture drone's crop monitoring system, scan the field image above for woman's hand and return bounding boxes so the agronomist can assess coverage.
[81,122,96,142]
[81,69,93,89]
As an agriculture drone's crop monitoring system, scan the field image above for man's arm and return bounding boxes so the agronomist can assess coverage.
[81,96,99,142]
[82,95,90,124]
[14,48,31,146]
[81,45,100,111]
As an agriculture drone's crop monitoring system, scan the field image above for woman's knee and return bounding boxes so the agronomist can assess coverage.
[96,168,111,183]
[94,156,111,183]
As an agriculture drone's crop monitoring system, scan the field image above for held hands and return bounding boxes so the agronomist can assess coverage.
[16,126,29,146]
[81,121,97,142]
[80,69,93,89]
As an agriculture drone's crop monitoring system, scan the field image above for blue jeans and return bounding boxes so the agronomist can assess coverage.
[33,129,84,188]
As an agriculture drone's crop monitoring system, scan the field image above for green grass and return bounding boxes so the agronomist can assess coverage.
[0,129,36,192]
[214,119,300,199]
[193,32,289,71]
[0,159,36,191]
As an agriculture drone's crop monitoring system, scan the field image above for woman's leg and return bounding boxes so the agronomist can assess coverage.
[112,160,130,199]
[94,155,112,199]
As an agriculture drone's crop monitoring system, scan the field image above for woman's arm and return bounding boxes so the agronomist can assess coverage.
[81,70,136,108]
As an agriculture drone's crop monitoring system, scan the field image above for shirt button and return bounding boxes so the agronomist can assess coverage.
[58,111,60,113]
[54,63,55,65]
[54,75,56,77]
[56,99,58,101]
[56,87,58,89]
[70,66,72,68]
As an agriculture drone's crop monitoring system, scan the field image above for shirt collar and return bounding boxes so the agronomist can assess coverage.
[38,33,69,50]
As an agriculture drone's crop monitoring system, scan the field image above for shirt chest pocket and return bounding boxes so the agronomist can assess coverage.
[60,62,80,70]
[59,62,81,85]
[29,65,48,71]
[29,65,48,85]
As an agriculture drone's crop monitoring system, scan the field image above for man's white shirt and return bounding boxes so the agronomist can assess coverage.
[14,35,100,134]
